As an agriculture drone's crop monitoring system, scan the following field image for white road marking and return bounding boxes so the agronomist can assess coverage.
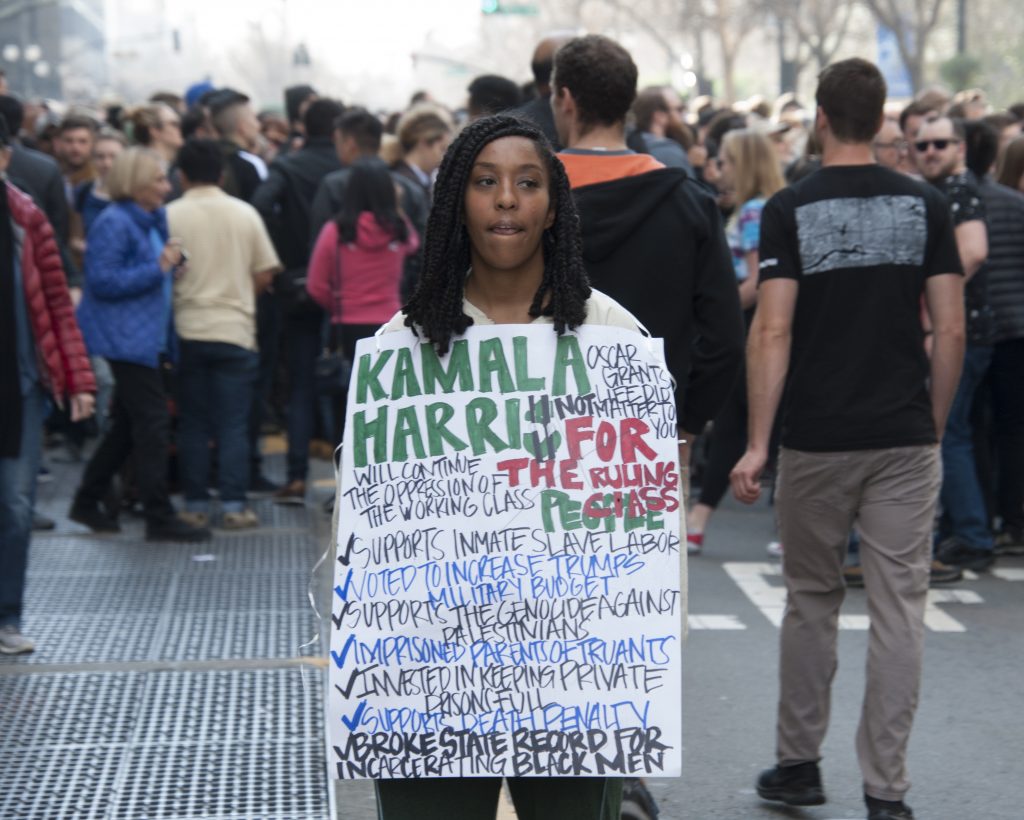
[993,567,1024,581]
[723,562,786,627]
[723,562,982,632]
[689,615,747,630]
[924,589,983,632]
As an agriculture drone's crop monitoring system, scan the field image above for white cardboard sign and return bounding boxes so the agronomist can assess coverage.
[328,325,682,780]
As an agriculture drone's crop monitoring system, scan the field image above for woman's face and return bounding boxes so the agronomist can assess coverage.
[463,136,555,276]
[134,165,171,211]
[92,138,123,180]
[717,149,735,191]
[154,105,183,151]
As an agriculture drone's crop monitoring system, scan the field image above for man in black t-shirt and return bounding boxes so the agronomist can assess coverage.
[915,115,996,570]
[730,59,965,820]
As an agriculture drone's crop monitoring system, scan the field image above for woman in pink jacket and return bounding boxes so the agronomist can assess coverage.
[306,158,419,437]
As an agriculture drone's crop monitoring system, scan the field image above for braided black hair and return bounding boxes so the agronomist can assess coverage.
[403,114,591,354]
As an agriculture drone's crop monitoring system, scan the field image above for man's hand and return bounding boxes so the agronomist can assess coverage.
[70,393,95,422]
[730,446,768,504]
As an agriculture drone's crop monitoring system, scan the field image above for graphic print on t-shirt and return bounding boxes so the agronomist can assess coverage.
[795,195,926,275]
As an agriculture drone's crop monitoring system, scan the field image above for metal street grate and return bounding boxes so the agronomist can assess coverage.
[0,744,124,820]
[0,613,164,666]
[168,571,313,613]
[132,669,323,745]
[28,534,184,574]
[158,611,320,662]
[113,741,329,819]
[22,573,173,614]
[0,672,144,749]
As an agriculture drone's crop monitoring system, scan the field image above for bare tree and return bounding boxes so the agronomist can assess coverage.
[762,0,855,76]
[862,0,949,92]
[554,0,762,103]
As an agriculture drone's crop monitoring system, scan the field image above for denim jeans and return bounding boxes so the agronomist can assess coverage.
[0,385,44,628]
[177,340,258,512]
[283,313,322,483]
[249,291,280,478]
[940,344,994,549]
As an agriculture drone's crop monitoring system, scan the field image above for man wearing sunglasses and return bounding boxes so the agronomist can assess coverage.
[915,115,996,573]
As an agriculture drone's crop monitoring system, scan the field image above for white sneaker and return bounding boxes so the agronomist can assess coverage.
[766,541,784,558]
[0,624,36,655]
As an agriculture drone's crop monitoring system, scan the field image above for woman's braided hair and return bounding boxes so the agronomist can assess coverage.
[403,114,591,354]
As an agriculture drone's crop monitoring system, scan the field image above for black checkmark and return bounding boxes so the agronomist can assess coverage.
[331,601,353,629]
[334,664,379,698]
[337,533,357,567]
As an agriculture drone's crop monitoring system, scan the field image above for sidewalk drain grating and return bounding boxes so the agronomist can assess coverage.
[0,673,144,748]
[134,669,323,744]
[0,613,163,666]
[159,611,320,662]
[169,572,313,612]
[0,745,123,820]
[114,741,329,819]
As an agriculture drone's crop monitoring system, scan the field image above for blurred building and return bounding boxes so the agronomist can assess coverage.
[0,0,106,101]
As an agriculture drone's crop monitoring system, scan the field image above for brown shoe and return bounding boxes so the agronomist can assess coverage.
[929,559,963,585]
[309,440,335,461]
[272,480,306,506]
[843,565,864,587]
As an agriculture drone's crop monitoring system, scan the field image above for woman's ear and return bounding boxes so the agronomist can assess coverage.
[544,204,556,230]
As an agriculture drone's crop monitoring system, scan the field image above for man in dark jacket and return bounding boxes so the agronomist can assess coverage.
[551,35,745,457]
[0,95,74,285]
[251,98,344,504]
[967,123,1024,554]
[309,108,428,301]
[511,34,572,150]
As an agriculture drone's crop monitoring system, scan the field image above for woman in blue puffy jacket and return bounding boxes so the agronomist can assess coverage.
[70,147,210,543]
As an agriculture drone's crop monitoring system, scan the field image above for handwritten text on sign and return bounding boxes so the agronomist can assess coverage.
[328,325,682,779]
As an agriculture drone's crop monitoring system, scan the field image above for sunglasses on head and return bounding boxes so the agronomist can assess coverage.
[914,138,959,152]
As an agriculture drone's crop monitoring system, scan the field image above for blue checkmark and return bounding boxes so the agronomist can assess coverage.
[330,634,356,669]
[334,568,355,601]
[341,701,368,731]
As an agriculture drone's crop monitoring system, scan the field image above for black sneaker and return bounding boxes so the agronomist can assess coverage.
[756,761,826,806]
[145,515,211,543]
[69,501,121,533]
[994,526,1024,556]
[621,777,660,819]
[937,537,995,571]
[249,473,281,495]
[32,512,56,531]
[866,795,914,819]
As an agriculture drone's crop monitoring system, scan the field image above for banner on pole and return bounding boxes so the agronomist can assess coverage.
[328,325,683,780]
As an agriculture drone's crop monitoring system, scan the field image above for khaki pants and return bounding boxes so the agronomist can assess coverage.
[774,445,940,802]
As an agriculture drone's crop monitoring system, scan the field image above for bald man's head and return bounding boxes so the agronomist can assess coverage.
[531,33,574,94]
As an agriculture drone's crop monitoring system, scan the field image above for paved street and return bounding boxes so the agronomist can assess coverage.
[3,451,1023,819]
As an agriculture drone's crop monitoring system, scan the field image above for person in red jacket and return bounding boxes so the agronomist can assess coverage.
[0,116,96,655]
[305,157,419,445]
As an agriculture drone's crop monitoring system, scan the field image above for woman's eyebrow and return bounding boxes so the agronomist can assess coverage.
[471,161,545,173]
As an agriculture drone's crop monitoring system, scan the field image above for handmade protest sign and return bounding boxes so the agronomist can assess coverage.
[328,324,682,780]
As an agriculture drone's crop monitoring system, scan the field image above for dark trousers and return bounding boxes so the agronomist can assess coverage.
[697,358,747,509]
[375,777,622,820]
[249,291,280,478]
[991,337,1024,530]
[76,360,174,521]
[326,323,378,443]
[283,311,322,483]
[177,340,258,509]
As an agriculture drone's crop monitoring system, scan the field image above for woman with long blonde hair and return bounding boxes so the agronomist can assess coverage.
[688,127,784,554]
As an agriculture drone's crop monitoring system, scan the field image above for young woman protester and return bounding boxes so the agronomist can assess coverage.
[305,157,420,458]
[687,127,784,555]
[371,115,642,819]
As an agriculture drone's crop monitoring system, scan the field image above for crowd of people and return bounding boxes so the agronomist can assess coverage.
[0,31,1023,820]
